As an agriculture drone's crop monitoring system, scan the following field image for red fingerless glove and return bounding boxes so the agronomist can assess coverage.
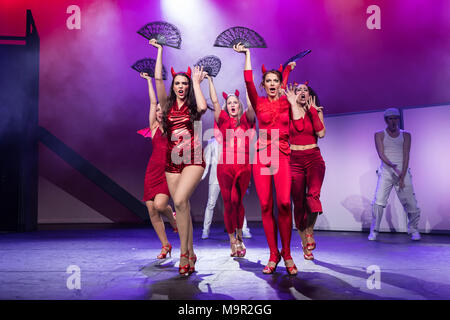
[308,107,324,132]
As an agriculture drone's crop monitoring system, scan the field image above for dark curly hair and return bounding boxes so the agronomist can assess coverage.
[162,73,203,135]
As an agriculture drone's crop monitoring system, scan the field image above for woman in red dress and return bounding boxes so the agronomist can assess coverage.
[205,73,255,257]
[150,39,208,276]
[138,72,177,260]
[285,83,326,261]
[234,43,298,275]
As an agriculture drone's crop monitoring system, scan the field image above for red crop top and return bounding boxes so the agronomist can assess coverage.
[289,107,324,145]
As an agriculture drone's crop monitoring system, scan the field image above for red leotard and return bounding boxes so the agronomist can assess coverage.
[244,67,293,263]
[165,101,206,173]
[216,110,255,234]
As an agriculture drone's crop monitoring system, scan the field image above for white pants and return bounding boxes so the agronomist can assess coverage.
[202,183,250,233]
[371,167,420,233]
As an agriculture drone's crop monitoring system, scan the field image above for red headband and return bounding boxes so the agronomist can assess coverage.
[171,66,192,78]
[261,64,283,74]
[222,90,240,100]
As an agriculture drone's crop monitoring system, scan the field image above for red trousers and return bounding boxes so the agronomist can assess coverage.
[253,150,292,261]
[217,163,252,234]
[290,148,325,230]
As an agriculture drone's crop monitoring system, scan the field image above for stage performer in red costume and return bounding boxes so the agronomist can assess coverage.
[285,83,326,261]
[138,72,177,260]
[234,43,298,275]
[205,73,255,257]
[149,39,207,276]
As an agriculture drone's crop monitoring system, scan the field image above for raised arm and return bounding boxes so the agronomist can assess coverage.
[149,39,167,109]
[205,74,222,123]
[192,66,208,114]
[307,96,326,138]
[281,62,296,89]
[245,88,256,125]
[233,43,258,110]
[140,72,158,130]
[285,84,305,131]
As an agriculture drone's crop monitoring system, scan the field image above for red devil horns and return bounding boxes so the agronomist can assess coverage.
[261,64,284,74]
[171,66,192,78]
[222,90,240,100]
[304,80,309,86]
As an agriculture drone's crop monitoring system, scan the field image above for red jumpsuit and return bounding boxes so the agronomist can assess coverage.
[244,66,293,263]
[137,127,170,201]
[216,110,255,234]
[165,101,205,173]
[289,107,326,230]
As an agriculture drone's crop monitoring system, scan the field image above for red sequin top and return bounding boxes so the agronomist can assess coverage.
[165,101,204,172]
[216,110,256,164]
[244,65,292,155]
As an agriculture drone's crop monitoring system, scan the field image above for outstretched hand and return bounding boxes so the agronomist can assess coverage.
[285,83,300,106]
[307,96,323,112]
[148,38,162,49]
[288,61,296,71]
[192,65,206,84]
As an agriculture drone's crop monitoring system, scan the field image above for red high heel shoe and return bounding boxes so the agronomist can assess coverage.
[302,246,314,260]
[281,250,298,275]
[306,233,316,251]
[236,236,246,257]
[179,251,190,276]
[262,254,281,274]
[189,254,197,274]
[157,244,172,259]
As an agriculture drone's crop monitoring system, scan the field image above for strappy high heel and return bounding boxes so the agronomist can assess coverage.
[157,243,172,259]
[179,251,190,276]
[281,250,298,275]
[236,236,246,257]
[305,233,316,251]
[189,253,197,274]
[302,246,314,260]
[262,253,281,274]
[230,238,239,257]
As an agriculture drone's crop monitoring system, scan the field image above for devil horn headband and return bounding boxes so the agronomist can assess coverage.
[171,66,192,78]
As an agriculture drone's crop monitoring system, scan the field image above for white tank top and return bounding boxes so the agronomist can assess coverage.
[381,129,404,171]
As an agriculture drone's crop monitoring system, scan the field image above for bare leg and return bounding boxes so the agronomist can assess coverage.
[166,166,204,273]
[305,212,319,249]
[154,194,176,230]
[145,200,169,247]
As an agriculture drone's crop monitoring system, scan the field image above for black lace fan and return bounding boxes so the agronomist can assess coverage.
[213,26,267,48]
[194,55,222,77]
[282,49,312,68]
[131,58,167,80]
[137,21,182,49]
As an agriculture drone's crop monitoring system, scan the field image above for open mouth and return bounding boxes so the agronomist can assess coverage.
[269,88,276,94]
[231,107,236,113]
[178,90,184,95]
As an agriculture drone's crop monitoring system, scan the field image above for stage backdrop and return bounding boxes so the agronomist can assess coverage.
[0,1,449,231]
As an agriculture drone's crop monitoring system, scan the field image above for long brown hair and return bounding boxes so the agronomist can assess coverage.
[162,73,203,134]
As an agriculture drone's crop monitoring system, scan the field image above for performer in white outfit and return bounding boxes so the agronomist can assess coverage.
[201,137,252,239]
[369,108,421,241]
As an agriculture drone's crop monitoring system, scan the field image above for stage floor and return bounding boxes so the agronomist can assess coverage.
[0,223,449,300]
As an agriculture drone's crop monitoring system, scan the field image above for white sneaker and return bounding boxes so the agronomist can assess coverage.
[368,231,378,241]
[411,231,421,241]
[201,231,209,239]
[242,229,252,239]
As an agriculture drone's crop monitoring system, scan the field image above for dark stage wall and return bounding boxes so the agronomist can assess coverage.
[1,0,449,226]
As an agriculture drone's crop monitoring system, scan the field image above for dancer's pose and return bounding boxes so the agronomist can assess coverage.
[138,72,177,260]
[205,73,255,256]
[150,39,207,275]
[369,108,421,241]
[285,84,326,261]
[234,43,298,275]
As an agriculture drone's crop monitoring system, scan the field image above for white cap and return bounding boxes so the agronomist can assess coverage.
[384,108,400,117]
